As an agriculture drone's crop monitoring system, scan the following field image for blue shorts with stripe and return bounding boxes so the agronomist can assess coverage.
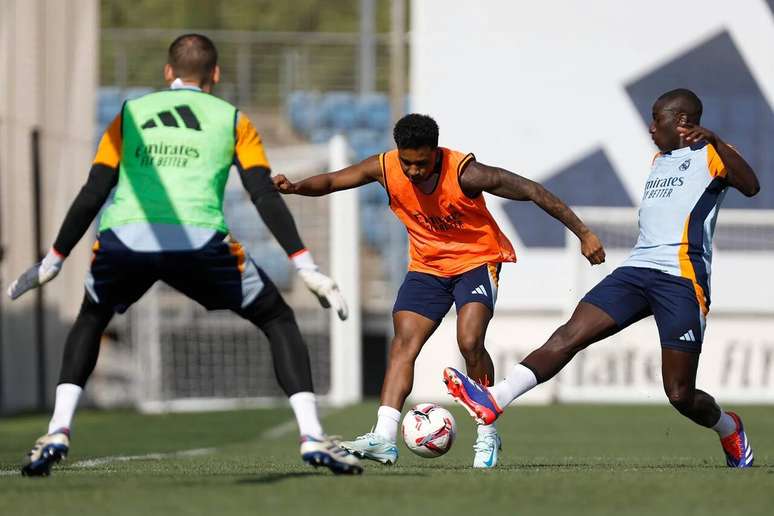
[86,229,269,314]
[393,263,501,322]
[581,266,707,353]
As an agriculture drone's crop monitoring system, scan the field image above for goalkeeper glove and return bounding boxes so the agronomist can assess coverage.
[7,248,65,300]
[292,250,349,321]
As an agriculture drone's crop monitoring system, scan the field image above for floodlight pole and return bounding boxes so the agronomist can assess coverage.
[389,0,406,123]
[359,0,376,96]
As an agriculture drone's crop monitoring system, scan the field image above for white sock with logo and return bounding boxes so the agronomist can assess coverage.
[48,383,83,434]
[712,411,737,438]
[289,392,324,440]
[374,405,401,443]
[488,363,538,409]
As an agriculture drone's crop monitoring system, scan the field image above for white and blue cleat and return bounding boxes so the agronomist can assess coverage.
[339,432,399,465]
[473,431,502,469]
[300,435,363,475]
[21,428,70,477]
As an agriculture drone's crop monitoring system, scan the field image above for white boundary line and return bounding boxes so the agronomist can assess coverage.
[0,414,310,475]
[0,407,345,475]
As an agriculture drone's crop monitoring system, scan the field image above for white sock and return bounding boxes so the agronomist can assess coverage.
[488,363,538,409]
[48,383,83,434]
[712,411,737,438]
[477,423,497,438]
[374,405,401,443]
[289,392,324,440]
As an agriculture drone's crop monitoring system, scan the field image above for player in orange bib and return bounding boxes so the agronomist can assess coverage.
[274,114,605,467]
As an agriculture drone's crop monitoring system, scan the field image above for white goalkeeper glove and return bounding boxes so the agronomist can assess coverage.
[292,250,349,321]
[7,248,65,300]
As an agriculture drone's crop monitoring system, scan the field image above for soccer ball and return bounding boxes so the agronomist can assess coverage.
[401,403,457,458]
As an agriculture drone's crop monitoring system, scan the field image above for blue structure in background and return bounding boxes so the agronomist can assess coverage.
[625,30,773,210]
[503,29,773,248]
[97,86,153,133]
[287,90,392,160]
[503,149,633,248]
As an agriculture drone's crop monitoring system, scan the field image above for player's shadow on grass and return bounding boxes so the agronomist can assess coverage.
[237,472,319,484]
[497,462,731,470]
[237,470,428,484]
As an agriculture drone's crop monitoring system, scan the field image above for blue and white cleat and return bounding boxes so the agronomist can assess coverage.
[21,428,70,477]
[720,412,754,468]
[473,432,502,469]
[339,432,398,465]
[443,367,502,425]
[300,435,363,475]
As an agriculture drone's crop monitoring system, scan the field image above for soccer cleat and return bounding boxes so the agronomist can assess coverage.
[300,435,363,475]
[720,412,754,468]
[473,431,502,469]
[21,428,70,477]
[339,432,398,465]
[443,367,502,425]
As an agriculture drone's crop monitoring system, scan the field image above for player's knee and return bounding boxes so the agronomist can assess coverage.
[665,385,695,412]
[389,336,423,362]
[456,334,484,362]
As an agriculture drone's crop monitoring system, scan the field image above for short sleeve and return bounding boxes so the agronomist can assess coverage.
[93,114,122,168]
[234,113,270,170]
[706,144,727,178]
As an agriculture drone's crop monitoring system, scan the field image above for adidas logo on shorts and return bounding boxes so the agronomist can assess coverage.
[679,329,697,342]
[471,284,487,296]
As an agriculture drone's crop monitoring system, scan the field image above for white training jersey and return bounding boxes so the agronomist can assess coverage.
[622,142,728,314]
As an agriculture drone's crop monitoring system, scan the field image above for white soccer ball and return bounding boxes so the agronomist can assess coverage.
[401,403,457,458]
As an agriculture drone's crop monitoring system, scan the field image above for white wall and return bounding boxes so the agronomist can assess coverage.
[0,0,98,412]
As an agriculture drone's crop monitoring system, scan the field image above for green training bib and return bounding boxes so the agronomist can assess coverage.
[99,89,236,233]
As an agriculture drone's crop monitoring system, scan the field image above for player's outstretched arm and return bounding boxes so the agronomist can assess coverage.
[273,155,382,196]
[677,123,760,197]
[459,161,606,265]
[7,117,121,300]
[237,165,349,321]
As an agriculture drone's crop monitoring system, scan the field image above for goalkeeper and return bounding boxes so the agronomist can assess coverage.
[7,34,360,476]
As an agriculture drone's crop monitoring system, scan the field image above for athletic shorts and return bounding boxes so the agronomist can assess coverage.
[581,266,708,353]
[85,229,270,314]
[393,263,502,322]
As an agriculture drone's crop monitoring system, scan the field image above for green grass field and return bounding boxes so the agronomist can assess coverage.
[1,403,772,516]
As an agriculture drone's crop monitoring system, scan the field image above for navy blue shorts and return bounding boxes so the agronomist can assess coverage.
[581,266,707,353]
[393,263,502,321]
[86,230,270,314]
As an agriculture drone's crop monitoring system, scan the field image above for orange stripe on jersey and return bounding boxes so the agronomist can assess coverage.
[487,263,500,288]
[93,114,122,168]
[678,217,709,315]
[229,239,247,273]
[91,239,101,264]
[706,144,727,178]
[235,113,270,170]
[383,148,516,277]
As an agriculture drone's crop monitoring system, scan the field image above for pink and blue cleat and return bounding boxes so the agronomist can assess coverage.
[443,367,502,425]
[720,412,753,468]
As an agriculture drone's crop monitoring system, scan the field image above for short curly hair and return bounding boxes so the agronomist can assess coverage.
[393,113,439,149]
